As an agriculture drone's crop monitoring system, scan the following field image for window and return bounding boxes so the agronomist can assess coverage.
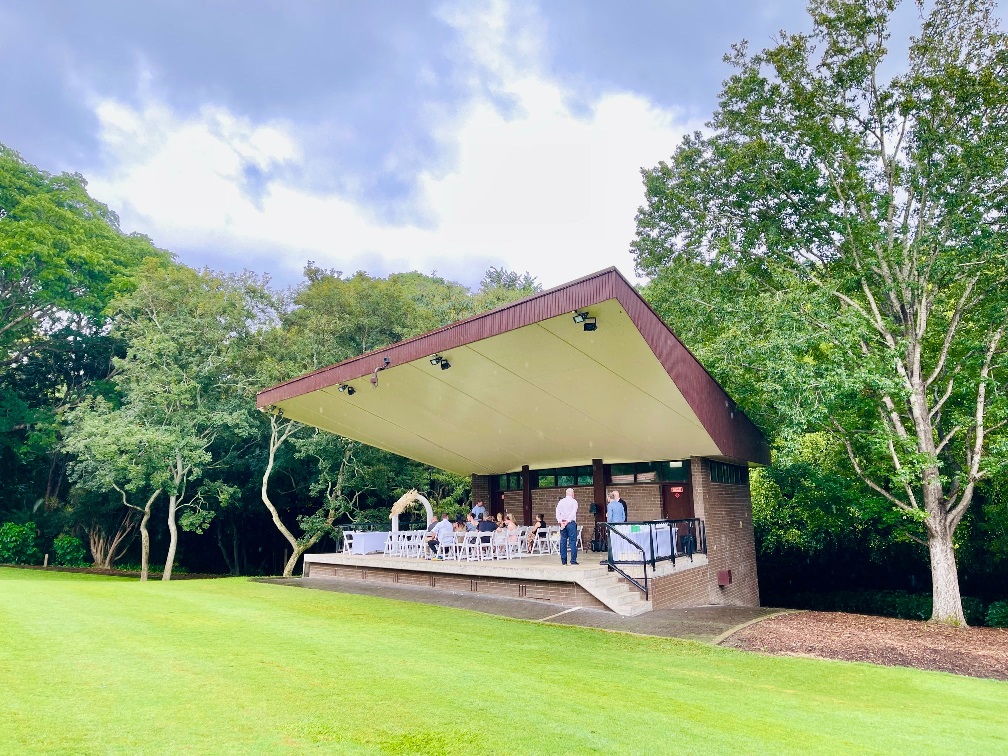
[535,470,556,488]
[556,467,576,487]
[609,463,635,484]
[576,466,594,487]
[634,462,659,483]
[710,461,745,485]
[658,460,688,482]
[498,473,523,491]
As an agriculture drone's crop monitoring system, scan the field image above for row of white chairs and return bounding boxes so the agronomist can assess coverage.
[372,525,584,561]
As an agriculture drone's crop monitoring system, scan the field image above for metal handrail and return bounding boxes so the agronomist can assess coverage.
[603,523,649,599]
[601,518,708,600]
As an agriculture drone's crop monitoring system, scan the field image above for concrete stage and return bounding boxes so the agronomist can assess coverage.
[303,551,710,616]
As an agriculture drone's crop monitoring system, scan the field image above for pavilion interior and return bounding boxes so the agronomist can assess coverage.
[271,298,724,476]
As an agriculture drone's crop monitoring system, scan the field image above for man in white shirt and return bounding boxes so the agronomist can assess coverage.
[555,488,579,565]
[427,514,454,559]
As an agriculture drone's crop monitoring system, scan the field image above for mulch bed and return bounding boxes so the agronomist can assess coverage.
[722,610,1008,681]
[2,564,224,580]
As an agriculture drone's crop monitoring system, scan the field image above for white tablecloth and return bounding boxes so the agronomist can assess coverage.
[350,531,390,554]
[609,524,677,562]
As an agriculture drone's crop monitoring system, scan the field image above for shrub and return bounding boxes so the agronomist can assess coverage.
[0,522,42,565]
[986,601,1008,628]
[962,597,987,627]
[52,534,89,567]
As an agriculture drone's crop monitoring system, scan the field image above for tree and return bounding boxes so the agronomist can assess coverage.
[0,144,166,517]
[110,262,264,580]
[633,0,1008,624]
[64,398,165,580]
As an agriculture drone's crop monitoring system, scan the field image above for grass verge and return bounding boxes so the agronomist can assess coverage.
[0,567,1005,754]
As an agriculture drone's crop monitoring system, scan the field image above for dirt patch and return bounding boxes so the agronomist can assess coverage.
[722,610,1008,681]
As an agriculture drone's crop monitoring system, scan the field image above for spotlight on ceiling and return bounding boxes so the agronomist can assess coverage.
[440,359,451,370]
[430,355,443,366]
[337,384,347,392]
[572,311,588,324]
[346,386,355,396]
[582,317,597,332]
[383,357,391,366]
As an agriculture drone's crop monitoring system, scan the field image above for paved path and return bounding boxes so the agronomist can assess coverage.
[257,577,781,643]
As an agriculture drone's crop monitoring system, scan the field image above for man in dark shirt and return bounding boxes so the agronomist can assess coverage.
[476,513,496,544]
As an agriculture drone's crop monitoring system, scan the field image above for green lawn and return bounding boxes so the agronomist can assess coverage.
[0,568,1004,754]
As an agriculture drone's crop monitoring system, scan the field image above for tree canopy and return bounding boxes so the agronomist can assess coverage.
[634,0,1008,624]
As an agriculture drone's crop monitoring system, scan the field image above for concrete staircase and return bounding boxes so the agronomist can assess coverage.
[577,566,652,616]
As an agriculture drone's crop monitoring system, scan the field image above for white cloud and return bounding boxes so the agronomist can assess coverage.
[87,0,699,289]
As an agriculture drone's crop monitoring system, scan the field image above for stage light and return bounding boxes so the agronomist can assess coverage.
[337,384,356,395]
[346,386,355,396]
[430,355,442,366]
[440,359,451,370]
[383,357,390,366]
[338,384,347,392]
[583,317,597,332]
[572,311,587,324]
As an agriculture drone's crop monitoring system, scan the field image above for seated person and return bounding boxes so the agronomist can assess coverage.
[503,513,520,545]
[427,513,454,558]
[526,514,545,550]
[464,513,478,532]
[476,512,496,544]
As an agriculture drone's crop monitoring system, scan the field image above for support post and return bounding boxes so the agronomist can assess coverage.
[593,458,605,523]
[521,465,532,525]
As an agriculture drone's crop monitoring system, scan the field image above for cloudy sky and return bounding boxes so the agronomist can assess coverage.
[0,1,946,289]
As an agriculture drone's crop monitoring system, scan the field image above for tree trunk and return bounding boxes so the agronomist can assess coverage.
[260,415,301,576]
[138,490,159,582]
[163,493,178,581]
[282,534,322,578]
[927,522,966,626]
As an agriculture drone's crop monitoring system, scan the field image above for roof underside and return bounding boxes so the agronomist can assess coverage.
[258,268,769,475]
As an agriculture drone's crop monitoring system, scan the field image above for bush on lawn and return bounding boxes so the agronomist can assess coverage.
[779,590,987,625]
[52,534,89,567]
[0,522,42,565]
[986,601,1008,628]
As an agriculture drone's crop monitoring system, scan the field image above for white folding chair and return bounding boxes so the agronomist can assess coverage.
[531,527,550,555]
[342,531,355,554]
[436,534,459,560]
[576,525,585,552]
[458,532,481,561]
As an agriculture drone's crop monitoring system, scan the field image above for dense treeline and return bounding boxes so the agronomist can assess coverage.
[0,144,539,578]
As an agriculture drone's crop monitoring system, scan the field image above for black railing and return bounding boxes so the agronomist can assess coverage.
[599,519,707,599]
[605,524,650,600]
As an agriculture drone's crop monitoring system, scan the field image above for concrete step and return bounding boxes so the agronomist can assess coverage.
[619,600,653,617]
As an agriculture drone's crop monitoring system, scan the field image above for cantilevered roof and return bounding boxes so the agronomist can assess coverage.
[257,267,769,474]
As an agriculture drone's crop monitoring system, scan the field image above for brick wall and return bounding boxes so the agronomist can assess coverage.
[613,483,662,521]
[502,485,596,524]
[649,565,711,609]
[305,562,608,610]
[471,475,491,511]
[690,456,759,607]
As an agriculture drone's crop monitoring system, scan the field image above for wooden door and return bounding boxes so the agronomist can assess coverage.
[661,481,695,521]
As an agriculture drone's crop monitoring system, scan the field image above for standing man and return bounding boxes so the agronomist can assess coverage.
[555,488,579,565]
[606,490,627,523]
[471,500,486,520]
